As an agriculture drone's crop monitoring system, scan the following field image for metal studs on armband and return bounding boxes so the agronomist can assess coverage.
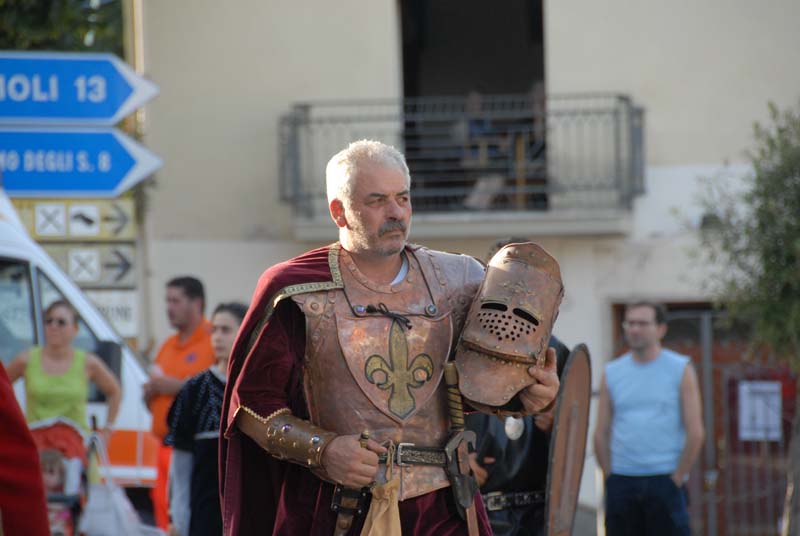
[263,411,337,468]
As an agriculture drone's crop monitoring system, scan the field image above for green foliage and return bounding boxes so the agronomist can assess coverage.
[0,0,123,55]
[698,101,800,365]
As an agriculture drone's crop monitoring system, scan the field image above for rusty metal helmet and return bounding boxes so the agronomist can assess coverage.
[455,242,563,411]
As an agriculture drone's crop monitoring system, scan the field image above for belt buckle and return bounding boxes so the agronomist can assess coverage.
[396,442,415,467]
[483,491,505,512]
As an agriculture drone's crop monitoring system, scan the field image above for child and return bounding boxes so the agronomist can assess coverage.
[40,448,65,494]
[40,448,73,536]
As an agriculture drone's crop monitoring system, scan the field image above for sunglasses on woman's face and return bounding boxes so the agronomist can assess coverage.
[45,317,70,327]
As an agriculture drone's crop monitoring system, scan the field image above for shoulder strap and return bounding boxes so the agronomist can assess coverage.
[72,348,87,377]
[25,346,41,379]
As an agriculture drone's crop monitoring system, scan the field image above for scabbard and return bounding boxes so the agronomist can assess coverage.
[443,362,479,536]
[331,431,371,536]
[331,485,369,536]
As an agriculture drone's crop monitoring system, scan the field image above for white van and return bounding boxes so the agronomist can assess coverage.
[0,188,157,489]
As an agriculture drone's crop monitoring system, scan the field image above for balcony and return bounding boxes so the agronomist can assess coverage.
[279,93,645,240]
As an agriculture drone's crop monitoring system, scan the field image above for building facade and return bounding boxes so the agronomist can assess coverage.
[141,0,800,515]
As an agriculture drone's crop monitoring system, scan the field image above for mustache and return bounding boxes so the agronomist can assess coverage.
[378,219,407,236]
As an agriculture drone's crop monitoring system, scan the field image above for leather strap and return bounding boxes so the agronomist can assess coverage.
[332,486,369,536]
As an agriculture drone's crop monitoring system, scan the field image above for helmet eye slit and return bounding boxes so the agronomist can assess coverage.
[513,308,539,326]
[480,302,508,312]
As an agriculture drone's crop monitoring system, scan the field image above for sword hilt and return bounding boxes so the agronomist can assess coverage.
[331,429,372,534]
[444,362,465,432]
[443,362,478,532]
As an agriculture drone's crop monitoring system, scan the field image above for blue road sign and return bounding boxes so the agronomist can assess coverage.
[0,127,162,197]
[0,52,158,126]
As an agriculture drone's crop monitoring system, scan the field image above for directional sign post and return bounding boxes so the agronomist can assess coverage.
[85,290,139,337]
[1,51,157,337]
[0,127,161,197]
[13,198,136,241]
[0,51,158,126]
[43,243,137,288]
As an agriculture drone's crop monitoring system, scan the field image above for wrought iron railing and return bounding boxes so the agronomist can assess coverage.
[279,93,644,218]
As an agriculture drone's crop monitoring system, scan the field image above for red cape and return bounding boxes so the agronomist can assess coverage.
[220,244,336,436]
[219,244,338,534]
[0,363,50,536]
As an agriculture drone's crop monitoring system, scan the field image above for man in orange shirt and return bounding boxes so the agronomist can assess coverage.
[144,276,215,530]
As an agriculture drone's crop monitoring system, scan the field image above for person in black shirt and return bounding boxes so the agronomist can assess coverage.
[166,302,248,536]
[466,336,570,536]
[466,237,571,536]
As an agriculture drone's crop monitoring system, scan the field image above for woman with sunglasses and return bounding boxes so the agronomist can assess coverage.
[6,300,122,441]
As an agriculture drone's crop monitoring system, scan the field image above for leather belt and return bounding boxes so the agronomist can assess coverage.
[377,442,447,467]
[482,490,545,511]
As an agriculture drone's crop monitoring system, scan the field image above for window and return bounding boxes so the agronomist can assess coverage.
[0,259,35,365]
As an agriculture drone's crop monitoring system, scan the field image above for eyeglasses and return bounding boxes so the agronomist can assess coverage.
[45,317,70,327]
[621,320,655,329]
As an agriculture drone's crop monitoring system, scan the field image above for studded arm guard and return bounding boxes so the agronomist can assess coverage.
[239,406,337,468]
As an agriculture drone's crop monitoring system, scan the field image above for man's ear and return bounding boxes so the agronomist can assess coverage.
[657,323,668,340]
[330,199,347,228]
[192,298,204,316]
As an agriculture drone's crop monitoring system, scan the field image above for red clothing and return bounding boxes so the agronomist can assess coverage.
[0,363,50,536]
[29,420,88,465]
[220,244,491,535]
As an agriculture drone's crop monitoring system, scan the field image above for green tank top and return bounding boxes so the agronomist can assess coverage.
[25,347,88,430]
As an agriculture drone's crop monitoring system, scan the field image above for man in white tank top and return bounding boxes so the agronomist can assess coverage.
[593,302,705,536]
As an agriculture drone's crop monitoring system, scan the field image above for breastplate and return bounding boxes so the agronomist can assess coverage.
[293,248,456,500]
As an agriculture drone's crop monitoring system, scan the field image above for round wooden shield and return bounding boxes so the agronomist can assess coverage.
[545,344,592,536]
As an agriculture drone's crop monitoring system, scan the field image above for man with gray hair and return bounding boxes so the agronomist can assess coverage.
[220,140,560,535]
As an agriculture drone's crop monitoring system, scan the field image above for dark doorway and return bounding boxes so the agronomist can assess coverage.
[400,0,545,97]
[399,0,548,212]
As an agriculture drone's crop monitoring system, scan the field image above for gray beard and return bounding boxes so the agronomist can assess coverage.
[375,242,406,257]
[349,236,406,257]
[347,223,410,257]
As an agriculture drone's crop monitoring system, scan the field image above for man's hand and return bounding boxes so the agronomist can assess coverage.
[142,364,161,405]
[143,372,184,400]
[147,374,176,395]
[533,408,555,432]
[468,453,495,488]
[321,434,387,488]
[519,347,559,414]
[142,379,155,400]
[670,472,684,488]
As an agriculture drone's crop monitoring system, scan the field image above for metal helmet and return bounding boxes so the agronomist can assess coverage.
[455,242,563,410]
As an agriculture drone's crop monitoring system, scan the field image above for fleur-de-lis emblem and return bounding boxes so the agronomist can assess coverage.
[365,320,435,419]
